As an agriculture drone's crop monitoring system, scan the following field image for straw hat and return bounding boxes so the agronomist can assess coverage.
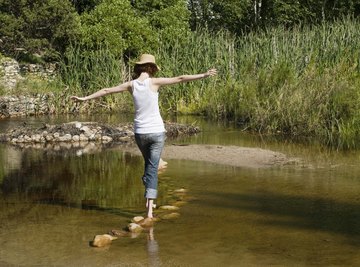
[135,54,160,70]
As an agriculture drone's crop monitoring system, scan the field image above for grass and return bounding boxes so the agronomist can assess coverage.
[30,17,360,149]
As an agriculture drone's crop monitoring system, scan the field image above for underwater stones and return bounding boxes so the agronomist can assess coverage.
[173,188,188,194]
[159,205,179,211]
[88,188,190,248]
[171,200,188,207]
[91,234,118,247]
[160,212,180,220]
[110,229,129,237]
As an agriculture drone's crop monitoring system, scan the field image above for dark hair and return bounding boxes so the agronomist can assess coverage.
[133,63,158,79]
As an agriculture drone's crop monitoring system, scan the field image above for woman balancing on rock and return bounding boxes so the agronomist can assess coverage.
[71,54,217,219]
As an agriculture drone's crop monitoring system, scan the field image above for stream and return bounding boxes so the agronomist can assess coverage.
[0,114,359,266]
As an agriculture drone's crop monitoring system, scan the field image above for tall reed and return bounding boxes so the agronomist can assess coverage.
[155,17,360,148]
[59,45,133,113]
[60,17,360,148]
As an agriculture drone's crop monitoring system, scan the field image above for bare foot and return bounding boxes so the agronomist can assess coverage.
[158,158,168,170]
[147,199,153,218]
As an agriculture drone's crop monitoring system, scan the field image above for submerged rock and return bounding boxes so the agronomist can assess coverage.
[159,205,180,211]
[160,212,180,220]
[110,229,129,238]
[173,188,188,194]
[171,200,188,207]
[91,234,118,247]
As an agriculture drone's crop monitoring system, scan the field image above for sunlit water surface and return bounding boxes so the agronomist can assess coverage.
[0,114,359,267]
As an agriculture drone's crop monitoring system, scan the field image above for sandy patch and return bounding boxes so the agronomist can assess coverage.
[124,144,297,169]
[162,144,294,168]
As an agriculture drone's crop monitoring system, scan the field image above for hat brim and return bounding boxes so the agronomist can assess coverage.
[135,62,160,70]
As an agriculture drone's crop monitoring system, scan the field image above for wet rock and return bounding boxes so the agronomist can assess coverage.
[132,216,145,223]
[72,135,80,142]
[137,218,155,228]
[127,223,143,233]
[59,134,72,142]
[79,133,89,142]
[91,234,118,247]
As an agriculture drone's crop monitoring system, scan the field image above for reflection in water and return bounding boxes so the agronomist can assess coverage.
[1,115,360,266]
[0,145,170,217]
[147,227,160,267]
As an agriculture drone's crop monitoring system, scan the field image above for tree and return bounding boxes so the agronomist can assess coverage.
[80,0,190,57]
[132,0,190,44]
[187,0,360,35]
[79,0,155,57]
[0,0,81,61]
[71,0,100,14]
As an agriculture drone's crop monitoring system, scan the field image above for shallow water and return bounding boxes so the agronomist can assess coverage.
[0,115,360,266]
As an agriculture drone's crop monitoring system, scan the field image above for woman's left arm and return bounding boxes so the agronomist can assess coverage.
[152,69,217,89]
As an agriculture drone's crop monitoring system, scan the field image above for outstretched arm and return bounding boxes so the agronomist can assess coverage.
[152,68,217,89]
[70,81,132,101]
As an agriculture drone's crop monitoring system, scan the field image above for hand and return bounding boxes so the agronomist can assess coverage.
[205,68,217,77]
[70,96,87,102]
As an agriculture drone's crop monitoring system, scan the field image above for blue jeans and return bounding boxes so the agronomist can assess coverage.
[135,132,165,199]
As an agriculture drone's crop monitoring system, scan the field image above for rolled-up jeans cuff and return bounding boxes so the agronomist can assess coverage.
[145,188,157,199]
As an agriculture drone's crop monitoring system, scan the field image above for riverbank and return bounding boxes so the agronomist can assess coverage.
[0,120,296,168]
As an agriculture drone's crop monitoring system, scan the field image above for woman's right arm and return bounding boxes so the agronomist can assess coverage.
[70,81,132,101]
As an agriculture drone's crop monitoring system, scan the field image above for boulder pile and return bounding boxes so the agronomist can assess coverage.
[0,121,201,146]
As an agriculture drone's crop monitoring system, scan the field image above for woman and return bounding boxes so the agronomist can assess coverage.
[71,54,217,218]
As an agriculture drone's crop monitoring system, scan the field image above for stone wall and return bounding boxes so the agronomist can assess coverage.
[0,57,56,118]
[0,58,23,90]
[0,57,56,91]
[0,94,55,119]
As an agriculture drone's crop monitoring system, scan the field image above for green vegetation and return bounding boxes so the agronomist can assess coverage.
[163,19,360,149]
[0,148,169,210]
[58,17,360,149]
[0,0,190,60]
[1,1,360,148]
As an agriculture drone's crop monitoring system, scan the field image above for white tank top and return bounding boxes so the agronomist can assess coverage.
[132,78,165,134]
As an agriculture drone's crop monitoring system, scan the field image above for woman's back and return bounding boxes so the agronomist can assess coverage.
[132,78,165,134]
